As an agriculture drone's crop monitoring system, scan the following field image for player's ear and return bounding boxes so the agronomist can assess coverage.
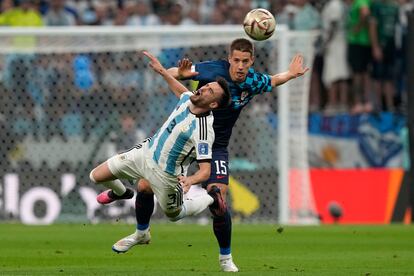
[250,55,255,65]
[210,101,219,109]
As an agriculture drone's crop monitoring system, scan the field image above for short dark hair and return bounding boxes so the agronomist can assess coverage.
[230,38,254,56]
[216,77,231,109]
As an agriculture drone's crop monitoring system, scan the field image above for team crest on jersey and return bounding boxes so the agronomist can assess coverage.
[198,143,209,155]
[240,91,249,101]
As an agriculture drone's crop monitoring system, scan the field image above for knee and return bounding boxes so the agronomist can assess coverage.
[89,170,97,184]
[138,179,153,193]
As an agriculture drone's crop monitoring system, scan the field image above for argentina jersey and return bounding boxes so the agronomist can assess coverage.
[191,60,272,148]
[147,92,214,176]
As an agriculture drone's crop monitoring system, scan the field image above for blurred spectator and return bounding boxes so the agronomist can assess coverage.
[1,0,13,12]
[80,4,96,24]
[277,2,299,29]
[291,0,321,30]
[181,6,201,25]
[73,54,95,91]
[151,0,171,19]
[289,0,322,113]
[101,53,142,117]
[209,3,228,24]
[395,0,414,107]
[126,0,160,26]
[28,55,55,136]
[0,0,44,137]
[114,114,146,151]
[44,53,76,139]
[43,0,77,26]
[72,53,98,139]
[251,0,271,9]
[92,1,117,25]
[0,0,43,26]
[269,0,288,16]
[369,0,399,112]
[227,2,250,24]
[321,0,350,114]
[165,2,184,25]
[192,0,216,24]
[346,0,372,114]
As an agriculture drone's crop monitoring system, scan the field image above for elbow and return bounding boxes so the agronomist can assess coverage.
[166,67,179,79]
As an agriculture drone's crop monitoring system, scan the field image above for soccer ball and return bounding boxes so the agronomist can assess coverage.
[243,8,276,41]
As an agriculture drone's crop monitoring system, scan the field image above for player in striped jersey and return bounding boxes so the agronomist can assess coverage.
[89,51,230,232]
[123,39,309,272]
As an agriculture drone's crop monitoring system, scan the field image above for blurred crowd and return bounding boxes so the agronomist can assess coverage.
[0,0,318,26]
[0,0,412,116]
[0,0,413,143]
[0,0,411,174]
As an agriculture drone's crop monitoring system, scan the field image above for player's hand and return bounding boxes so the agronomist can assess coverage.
[143,51,166,75]
[288,54,309,78]
[178,175,191,194]
[177,58,199,79]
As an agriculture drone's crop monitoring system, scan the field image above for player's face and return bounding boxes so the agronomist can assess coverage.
[228,50,254,82]
[190,82,223,109]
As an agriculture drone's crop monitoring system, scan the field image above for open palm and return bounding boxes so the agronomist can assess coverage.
[177,58,199,79]
[288,54,309,78]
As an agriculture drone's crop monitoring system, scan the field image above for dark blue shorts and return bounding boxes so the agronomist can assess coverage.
[202,147,229,187]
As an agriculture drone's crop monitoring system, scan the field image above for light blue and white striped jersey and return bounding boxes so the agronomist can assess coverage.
[148,92,215,176]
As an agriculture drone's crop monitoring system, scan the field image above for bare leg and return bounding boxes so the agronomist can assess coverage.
[338,80,349,112]
[384,81,395,112]
[90,161,126,195]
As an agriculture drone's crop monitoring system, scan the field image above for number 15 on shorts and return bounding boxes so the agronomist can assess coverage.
[214,160,227,176]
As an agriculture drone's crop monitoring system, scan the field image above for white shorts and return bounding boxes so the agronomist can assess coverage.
[107,141,183,214]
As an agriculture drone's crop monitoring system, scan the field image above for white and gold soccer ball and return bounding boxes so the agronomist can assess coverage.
[243,8,276,41]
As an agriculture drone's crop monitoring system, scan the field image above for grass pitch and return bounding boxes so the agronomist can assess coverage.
[0,223,413,275]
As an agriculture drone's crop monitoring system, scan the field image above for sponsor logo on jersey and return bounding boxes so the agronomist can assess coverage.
[181,124,190,132]
[241,91,249,101]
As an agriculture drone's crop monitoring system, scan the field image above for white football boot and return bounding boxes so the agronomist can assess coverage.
[219,255,239,272]
[112,230,151,253]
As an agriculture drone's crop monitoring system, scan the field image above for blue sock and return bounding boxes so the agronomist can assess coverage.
[135,191,154,231]
[220,247,231,255]
[212,207,232,255]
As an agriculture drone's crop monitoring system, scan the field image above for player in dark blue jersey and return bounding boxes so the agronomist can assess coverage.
[114,39,309,272]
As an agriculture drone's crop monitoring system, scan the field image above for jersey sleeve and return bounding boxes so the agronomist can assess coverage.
[249,70,273,95]
[175,91,193,107]
[192,60,226,82]
[192,116,215,161]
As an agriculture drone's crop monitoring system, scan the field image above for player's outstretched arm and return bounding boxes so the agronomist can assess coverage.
[270,54,309,87]
[143,51,188,98]
[178,162,211,193]
[167,58,199,80]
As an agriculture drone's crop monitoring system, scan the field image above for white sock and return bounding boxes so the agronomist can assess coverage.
[102,179,126,196]
[135,229,149,236]
[183,194,214,216]
[171,194,214,221]
[220,253,232,261]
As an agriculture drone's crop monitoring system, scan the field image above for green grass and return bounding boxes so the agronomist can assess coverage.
[0,223,413,275]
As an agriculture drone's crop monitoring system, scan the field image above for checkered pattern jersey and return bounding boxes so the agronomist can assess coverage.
[191,60,273,148]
